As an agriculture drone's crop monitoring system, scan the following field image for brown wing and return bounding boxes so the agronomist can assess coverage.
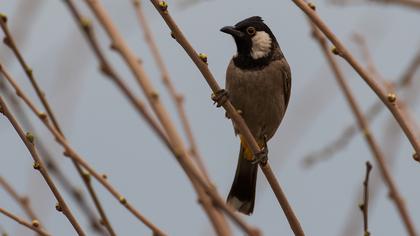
[281,59,291,109]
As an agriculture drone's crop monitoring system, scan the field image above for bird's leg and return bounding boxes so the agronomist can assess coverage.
[262,134,268,149]
[251,135,269,165]
[211,89,229,107]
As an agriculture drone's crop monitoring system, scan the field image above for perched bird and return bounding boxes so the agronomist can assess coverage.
[220,16,291,215]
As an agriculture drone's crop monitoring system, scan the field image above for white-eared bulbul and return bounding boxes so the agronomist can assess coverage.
[221,16,291,215]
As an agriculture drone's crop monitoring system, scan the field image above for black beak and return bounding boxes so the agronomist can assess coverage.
[220,26,244,38]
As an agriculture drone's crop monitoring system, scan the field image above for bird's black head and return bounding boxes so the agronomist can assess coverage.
[221,16,279,68]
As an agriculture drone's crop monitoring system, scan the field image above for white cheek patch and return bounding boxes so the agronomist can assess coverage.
[250,31,272,59]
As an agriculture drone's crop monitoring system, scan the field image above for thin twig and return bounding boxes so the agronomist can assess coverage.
[0,14,114,236]
[79,173,116,236]
[0,77,105,234]
[38,143,107,234]
[292,0,420,159]
[310,23,417,236]
[148,1,305,235]
[0,14,62,135]
[82,172,117,236]
[0,208,50,236]
[62,3,230,234]
[260,163,304,235]
[0,0,44,65]
[340,111,409,236]
[63,0,170,153]
[130,2,231,234]
[302,48,420,167]
[360,161,372,236]
[400,49,420,86]
[65,0,231,233]
[82,1,260,235]
[351,33,389,89]
[0,65,166,236]
[0,97,86,236]
[352,33,420,149]
[0,176,42,226]
[131,0,211,182]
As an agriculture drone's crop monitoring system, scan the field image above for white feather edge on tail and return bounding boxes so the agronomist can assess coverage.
[227,196,254,215]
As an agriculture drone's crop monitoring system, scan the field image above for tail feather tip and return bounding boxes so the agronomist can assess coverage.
[227,196,253,215]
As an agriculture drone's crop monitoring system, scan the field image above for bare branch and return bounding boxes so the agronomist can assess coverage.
[147,1,305,235]
[0,176,42,228]
[130,2,231,234]
[359,161,373,236]
[400,49,420,86]
[0,97,86,236]
[309,22,417,236]
[0,77,106,234]
[0,208,51,236]
[131,0,211,182]
[82,172,117,236]
[292,0,420,160]
[0,65,166,236]
[0,14,62,135]
[0,13,116,235]
[303,48,420,167]
[351,33,389,89]
[62,1,234,235]
[82,0,263,235]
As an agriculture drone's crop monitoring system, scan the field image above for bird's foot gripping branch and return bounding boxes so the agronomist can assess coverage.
[211,89,229,108]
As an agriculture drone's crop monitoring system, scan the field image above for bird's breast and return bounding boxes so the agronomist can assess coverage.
[225,59,287,139]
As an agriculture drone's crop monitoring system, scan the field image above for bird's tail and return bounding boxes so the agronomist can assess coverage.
[226,143,258,215]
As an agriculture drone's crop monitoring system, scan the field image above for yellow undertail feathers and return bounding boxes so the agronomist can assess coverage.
[239,135,265,161]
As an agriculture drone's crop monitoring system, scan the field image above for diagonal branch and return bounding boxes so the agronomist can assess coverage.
[131,0,211,182]
[360,161,373,236]
[0,65,166,236]
[0,96,86,236]
[292,0,420,159]
[0,77,106,234]
[130,2,231,234]
[400,49,420,86]
[0,176,43,228]
[302,48,420,167]
[310,22,417,236]
[82,0,259,235]
[63,0,170,154]
[62,1,232,235]
[351,33,389,89]
[148,1,305,235]
[0,14,63,135]
[82,172,117,236]
[0,208,51,236]
[0,13,115,236]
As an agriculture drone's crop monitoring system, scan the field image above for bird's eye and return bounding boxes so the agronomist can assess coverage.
[246,27,256,36]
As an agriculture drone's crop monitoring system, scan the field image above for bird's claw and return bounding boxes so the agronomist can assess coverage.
[211,89,229,107]
[251,147,268,165]
[251,134,269,165]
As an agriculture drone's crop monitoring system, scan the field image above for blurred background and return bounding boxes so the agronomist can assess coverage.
[0,0,419,235]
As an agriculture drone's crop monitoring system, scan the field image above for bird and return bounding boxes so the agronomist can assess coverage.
[220,16,291,215]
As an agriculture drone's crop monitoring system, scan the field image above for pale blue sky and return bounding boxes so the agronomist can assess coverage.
[1,0,419,235]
